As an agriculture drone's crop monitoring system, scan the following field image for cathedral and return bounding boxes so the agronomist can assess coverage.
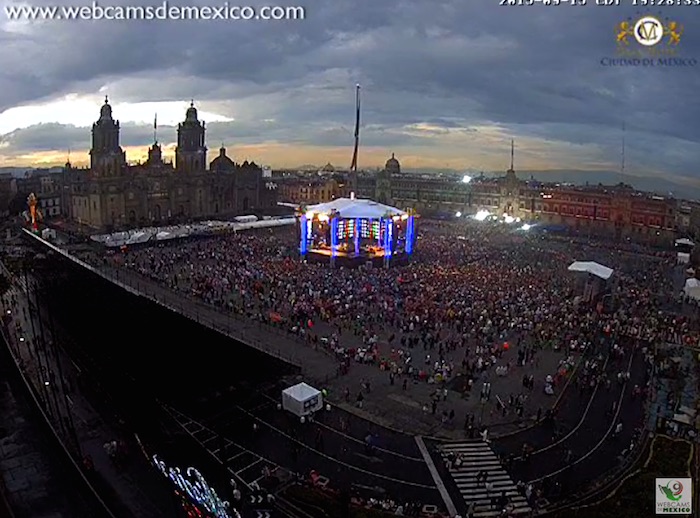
[65,97,277,230]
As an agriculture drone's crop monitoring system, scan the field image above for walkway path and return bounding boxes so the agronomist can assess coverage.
[436,441,530,517]
[163,406,280,518]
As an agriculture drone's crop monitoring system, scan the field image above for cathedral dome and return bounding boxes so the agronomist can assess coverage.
[385,153,400,174]
[185,101,198,121]
[210,145,235,171]
[100,96,112,119]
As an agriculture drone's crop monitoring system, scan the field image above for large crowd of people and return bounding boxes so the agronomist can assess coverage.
[77,219,700,517]
[86,221,698,409]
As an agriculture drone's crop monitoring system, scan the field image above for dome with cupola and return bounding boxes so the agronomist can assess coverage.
[185,100,198,121]
[100,96,113,120]
[210,145,235,172]
[384,153,400,174]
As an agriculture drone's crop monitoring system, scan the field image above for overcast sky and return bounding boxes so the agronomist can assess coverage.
[0,0,698,183]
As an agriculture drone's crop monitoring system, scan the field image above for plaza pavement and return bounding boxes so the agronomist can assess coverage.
[193,391,444,508]
[499,344,646,484]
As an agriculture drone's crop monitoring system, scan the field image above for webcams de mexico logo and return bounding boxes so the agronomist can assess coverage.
[600,15,696,67]
[656,478,692,515]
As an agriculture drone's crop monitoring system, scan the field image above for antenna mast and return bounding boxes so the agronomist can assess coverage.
[510,139,514,171]
[620,122,626,182]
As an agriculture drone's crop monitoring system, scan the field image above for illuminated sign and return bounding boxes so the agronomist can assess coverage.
[152,454,236,518]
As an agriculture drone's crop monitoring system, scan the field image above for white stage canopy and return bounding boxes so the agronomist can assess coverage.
[90,218,295,247]
[305,197,406,219]
[568,261,614,280]
[676,238,695,247]
[684,278,700,301]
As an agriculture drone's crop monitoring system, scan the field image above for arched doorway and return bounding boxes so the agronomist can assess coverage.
[154,204,161,220]
[243,197,249,211]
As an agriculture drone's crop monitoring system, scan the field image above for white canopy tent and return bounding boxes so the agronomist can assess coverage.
[567,261,614,280]
[684,278,700,301]
[305,197,406,219]
[675,238,695,247]
[281,382,323,417]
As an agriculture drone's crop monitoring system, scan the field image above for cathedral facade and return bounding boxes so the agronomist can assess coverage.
[65,98,277,230]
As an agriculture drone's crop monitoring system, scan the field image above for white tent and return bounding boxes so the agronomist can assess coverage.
[684,278,700,301]
[305,197,406,219]
[675,238,695,247]
[567,261,614,280]
[281,382,323,417]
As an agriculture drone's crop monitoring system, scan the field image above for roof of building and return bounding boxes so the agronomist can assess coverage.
[567,261,614,280]
[305,197,406,219]
[210,146,235,170]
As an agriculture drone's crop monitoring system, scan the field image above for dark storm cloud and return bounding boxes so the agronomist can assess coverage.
[1,0,698,178]
[0,123,87,151]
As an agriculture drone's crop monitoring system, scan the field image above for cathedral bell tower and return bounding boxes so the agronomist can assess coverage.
[90,96,126,176]
[175,101,207,172]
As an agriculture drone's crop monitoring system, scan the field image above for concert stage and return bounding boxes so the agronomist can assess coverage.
[306,246,410,267]
[299,197,417,268]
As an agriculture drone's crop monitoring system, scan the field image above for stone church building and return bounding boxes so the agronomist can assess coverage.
[65,97,277,230]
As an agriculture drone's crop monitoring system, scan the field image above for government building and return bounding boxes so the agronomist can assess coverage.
[276,142,680,244]
[64,97,277,230]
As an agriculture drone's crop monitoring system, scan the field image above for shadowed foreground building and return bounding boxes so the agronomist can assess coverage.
[64,98,277,230]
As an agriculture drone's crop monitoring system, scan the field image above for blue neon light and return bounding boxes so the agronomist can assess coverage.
[331,216,339,257]
[354,218,360,256]
[300,215,308,254]
[386,220,393,256]
[406,216,415,255]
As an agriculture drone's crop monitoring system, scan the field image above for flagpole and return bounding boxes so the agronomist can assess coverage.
[350,84,360,173]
